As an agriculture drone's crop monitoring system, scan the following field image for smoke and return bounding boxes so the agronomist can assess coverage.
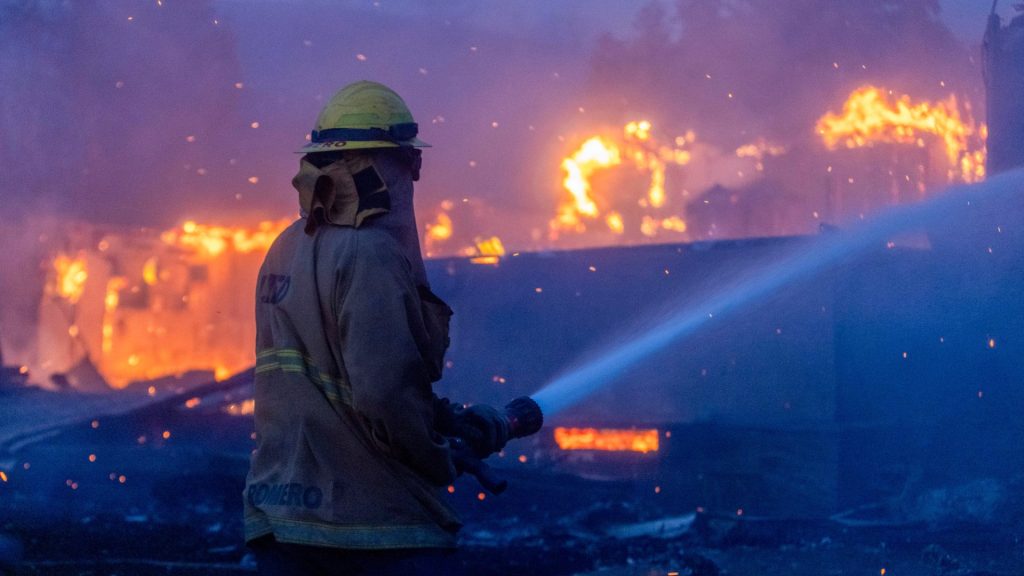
[0,0,599,239]
[0,1,983,241]
[0,220,49,365]
[577,0,982,239]
[0,1,244,226]
[0,0,992,375]
[587,0,977,147]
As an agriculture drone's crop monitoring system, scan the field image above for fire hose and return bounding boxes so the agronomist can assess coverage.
[447,396,543,495]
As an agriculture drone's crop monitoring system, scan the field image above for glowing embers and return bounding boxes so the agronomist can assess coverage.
[553,121,693,239]
[52,253,89,304]
[553,427,660,454]
[816,85,986,183]
[160,219,292,257]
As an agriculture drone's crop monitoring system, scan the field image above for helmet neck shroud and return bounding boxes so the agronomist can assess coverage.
[299,150,429,288]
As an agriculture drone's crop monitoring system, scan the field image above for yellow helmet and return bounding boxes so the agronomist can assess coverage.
[297,81,430,153]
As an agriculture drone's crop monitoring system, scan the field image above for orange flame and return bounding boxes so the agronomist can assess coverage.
[160,219,291,257]
[553,427,660,453]
[468,236,506,266]
[424,204,454,257]
[48,219,295,388]
[53,254,89,304]
[142,257,159,286]
[553,121,691,239]
[102,277,126,355]
[559,136,619,230]
[640,215,687,238]
[816,85,985,183]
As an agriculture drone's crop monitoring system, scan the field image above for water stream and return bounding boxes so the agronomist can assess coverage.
[531,169,1022,418]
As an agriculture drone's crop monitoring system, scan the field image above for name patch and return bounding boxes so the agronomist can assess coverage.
[248,482,323,509]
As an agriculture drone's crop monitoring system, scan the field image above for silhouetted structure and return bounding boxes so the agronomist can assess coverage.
[984,4,1024,174]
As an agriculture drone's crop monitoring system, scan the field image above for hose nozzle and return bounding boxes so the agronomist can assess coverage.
[451,396,543,496]
[504,396,543,439]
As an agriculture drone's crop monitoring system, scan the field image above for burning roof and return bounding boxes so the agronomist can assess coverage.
[816,85,986,184]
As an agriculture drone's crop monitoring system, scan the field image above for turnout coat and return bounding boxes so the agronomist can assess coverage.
[244,219,460,549]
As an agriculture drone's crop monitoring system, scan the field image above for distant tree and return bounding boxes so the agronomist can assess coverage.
[587,0,975,148]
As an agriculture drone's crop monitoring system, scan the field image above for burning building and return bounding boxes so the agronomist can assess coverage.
[2,3,1023,574]
[34,219,289,389]
[8,80,992,400]
[683,85,987,240]
[0,0,1011,522]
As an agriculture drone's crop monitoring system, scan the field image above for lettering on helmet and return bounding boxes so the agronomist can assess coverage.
[247,482,324,509]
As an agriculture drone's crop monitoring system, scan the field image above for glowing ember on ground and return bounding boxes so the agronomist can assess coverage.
[553,427,660,453]
[816,85,986,183]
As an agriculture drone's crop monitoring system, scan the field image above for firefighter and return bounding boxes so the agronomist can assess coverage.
[244,81,509,575]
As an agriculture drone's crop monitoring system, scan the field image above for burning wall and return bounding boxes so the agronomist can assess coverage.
[36,220,289,389]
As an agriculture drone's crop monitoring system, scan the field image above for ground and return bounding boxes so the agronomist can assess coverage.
[1,392,1022,576]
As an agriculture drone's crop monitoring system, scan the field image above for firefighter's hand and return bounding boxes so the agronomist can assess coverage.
[459,404,509,458]
[448,437,508,494]
[448,437,471,475]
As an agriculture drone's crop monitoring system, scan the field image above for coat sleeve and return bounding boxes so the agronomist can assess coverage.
[336,232,456,486]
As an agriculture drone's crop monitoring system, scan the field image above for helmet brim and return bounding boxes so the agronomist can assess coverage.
[296,136,430,154]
